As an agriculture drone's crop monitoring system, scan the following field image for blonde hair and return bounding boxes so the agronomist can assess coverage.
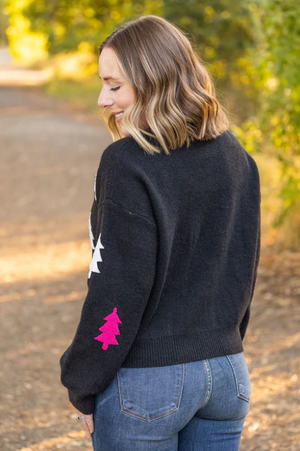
[99,15,230,155]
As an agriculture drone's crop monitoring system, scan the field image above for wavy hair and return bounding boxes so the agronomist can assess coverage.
[99,15,230,155]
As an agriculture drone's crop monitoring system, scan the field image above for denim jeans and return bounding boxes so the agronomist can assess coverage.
[92,351,251,451]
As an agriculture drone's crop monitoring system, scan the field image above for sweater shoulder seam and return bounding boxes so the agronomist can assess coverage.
[103,139,155,226]
[102,197,157,227]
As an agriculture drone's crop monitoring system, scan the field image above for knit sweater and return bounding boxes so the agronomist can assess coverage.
[60,129,261,415]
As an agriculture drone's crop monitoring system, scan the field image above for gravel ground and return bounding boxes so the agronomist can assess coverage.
[0,85,299,451]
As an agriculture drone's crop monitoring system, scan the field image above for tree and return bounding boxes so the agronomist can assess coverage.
[88,233,104,279]
[94,307,122,350]
[4,0,163,63]
[232,0,300,248]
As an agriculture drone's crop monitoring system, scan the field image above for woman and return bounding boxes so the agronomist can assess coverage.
[60,14,261,451]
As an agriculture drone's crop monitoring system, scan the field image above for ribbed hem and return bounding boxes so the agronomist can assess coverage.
[121,327,243,368]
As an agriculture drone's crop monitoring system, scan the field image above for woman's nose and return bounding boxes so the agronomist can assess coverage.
[97,89,114,109]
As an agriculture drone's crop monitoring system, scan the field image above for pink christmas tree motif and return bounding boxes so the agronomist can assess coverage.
[94,308,122,350]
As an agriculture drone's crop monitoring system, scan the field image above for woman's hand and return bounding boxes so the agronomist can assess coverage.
[78,412,94,438]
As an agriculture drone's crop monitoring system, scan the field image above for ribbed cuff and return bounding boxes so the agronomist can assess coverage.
[68,390,96,415]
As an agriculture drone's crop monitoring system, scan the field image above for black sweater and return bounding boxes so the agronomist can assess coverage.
[60,129,261,414]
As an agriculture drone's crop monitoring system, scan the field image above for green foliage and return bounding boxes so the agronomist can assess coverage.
[164,0,261,124]
[164,1,254,65]
[4,0,163,62]
[0,0,9,45]
[4,0,48,63]
[238,0,300,235]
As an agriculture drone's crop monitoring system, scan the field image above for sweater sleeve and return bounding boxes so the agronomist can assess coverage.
[59,197,157,414]
[239,205,261,341]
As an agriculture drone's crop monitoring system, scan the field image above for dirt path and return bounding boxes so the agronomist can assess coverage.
[0,85,299,451]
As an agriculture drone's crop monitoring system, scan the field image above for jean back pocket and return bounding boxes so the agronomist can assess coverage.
[117,364,184,421]
[226,352,252,403]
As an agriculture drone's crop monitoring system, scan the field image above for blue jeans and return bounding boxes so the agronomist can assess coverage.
[92,352,251,451]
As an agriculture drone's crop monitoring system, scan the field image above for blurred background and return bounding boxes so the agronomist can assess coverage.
[0,1,299,450]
